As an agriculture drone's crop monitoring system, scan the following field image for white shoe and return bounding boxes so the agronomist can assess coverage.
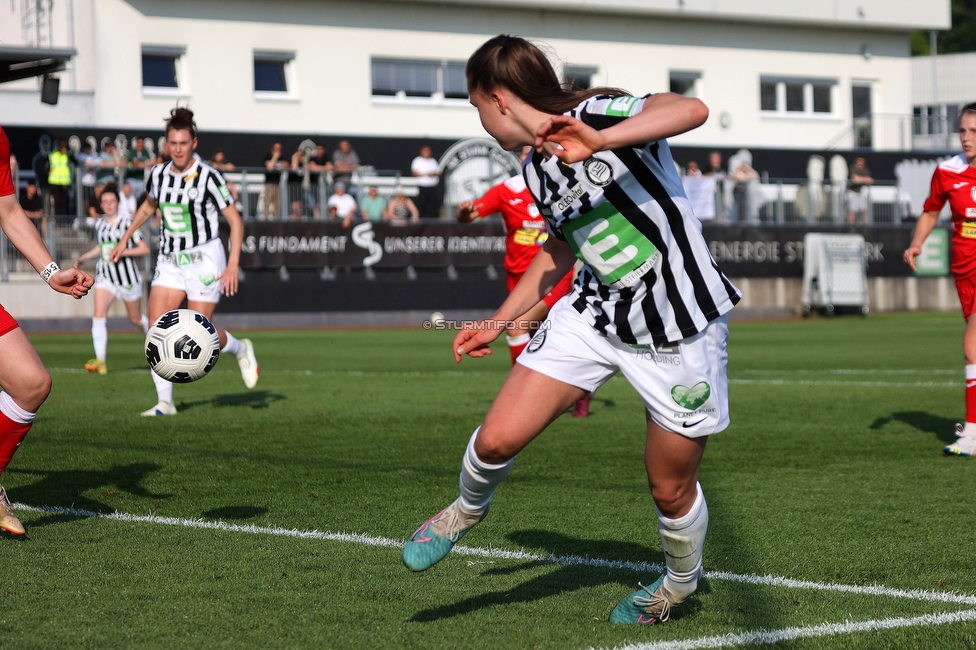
[944,435,976,457]
[238,338,259,389]
[141,401,177,417]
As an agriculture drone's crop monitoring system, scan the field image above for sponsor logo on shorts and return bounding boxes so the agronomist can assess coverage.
[527,329,546,353]
[671,382,710,410]
[635,349,681,365]
[682,417,707,428]
[583,158,613,187]
[199,273,216,286]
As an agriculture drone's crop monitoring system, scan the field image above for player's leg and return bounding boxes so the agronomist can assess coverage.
[124,298,148,333]
[947,276,976,455]
[188,298,258,390]
[403,364,588,571]
[404,300,610,571]
[0,324,53,535]
[86,287,114,374]
[142,285,187,416]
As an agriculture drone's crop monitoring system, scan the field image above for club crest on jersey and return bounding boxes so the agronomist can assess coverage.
[187,187,199,200]
[583,158,613,187]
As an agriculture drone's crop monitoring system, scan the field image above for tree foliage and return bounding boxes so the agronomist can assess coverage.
[911,0,976,55]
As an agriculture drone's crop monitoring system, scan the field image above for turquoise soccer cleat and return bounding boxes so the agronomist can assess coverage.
[610,576,675,625]
[402,500,485,572]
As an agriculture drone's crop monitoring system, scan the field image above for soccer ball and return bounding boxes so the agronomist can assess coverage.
[145,309,221,383]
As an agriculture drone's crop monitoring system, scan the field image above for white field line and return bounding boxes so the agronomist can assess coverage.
[730,379,960,388]
[14,503,976,607]
[597,609,976,650]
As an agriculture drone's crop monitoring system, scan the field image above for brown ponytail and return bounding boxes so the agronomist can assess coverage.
[466,35,629,115]
[165,106,197,138]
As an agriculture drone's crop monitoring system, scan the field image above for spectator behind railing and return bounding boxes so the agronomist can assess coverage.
[332,140,359,196]
[209,150,241,208]
[96,141,123,187]
[359,185,385,221]
[305,144,333,220]
[384,187,419,225]
[118,181,137,220]
[263,142,288,221]
[411,144,442,219]
[327,182,358,227]
[19,179,45,237]
[126,137,153,196]
[48,139,72,216]
[704,151,728,222]
[847,156,874,225]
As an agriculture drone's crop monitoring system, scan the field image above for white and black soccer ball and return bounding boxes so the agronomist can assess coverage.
[145,309,221,383]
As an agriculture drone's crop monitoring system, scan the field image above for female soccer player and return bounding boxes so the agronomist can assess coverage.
[74,184,150,374]
[905,102,976,456]
[0,125,93,535]
[402,35,740,625]
[456,145,594,416]
[110,108,258,416]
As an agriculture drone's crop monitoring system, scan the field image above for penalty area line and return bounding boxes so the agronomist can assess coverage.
[15,503,976,607]
[596,608,976,650]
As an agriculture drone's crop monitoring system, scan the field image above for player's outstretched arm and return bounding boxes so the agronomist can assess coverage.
[535,92,708,165]
[904,210,941,272]
[453,237,577,362]
[0,194,93,298]
[219,203,244,296]
[110,195,157,263]
[456,200,481,223]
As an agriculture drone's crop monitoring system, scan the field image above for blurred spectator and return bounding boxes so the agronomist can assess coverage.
[685,161,702,177]
[411,144,442,219]
[705,151,729,222]
[306,144,333,220]
[847,156,874,225]
[332,139,359,191]
[384,188,419,225]
[159,139,171,165]
[705,151,724,177]
[97,141,122,186]
[118,181,137,219]
[359,186,385,221]
[126,137,152,194]
[48,139,72,216]
[263,142,288,220]
[86,184,105,222]
[20,179,46,237]
[731,159,760,223]
[327,182,358,227]
[209,150,240,207]
[290,146,308,221]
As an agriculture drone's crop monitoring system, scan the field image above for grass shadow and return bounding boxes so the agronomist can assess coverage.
[5,462,170,528]
[177,391,287,413]
[869,411,958,444]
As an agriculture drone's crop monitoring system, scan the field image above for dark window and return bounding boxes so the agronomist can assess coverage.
[371,58,470,99]
[565,65,598,91]
[444,62,468,99]
[142,55,178,88]
[254,60,287,92]
[785,83,804,112]
[760,81,777,111]
[812,84,831,113]
[669,71,700,98]
[852,85,871,118]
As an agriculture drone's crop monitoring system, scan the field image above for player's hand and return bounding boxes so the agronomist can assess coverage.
[109,240,128,263]
[453,321,504,363]
[49,268,94,299]
[73,258,83,269]
[535,115,607,164]
[219,266,239,296]
[903,246,921,272]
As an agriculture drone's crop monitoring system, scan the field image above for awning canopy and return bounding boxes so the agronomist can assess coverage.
[0,46,75,84]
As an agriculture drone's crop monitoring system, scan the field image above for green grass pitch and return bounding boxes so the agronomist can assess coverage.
[2,312,976,648]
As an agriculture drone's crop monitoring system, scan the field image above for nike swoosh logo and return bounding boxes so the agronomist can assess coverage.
[683,418,707,428]
[954,182,969,189]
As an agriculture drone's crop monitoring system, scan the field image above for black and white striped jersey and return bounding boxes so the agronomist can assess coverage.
[524,94,740,347]
[95,215,143,288]
[147,154,232,254]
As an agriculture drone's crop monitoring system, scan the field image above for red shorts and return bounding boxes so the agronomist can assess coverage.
[0,304,19,337]
[506,269,576,309]
[956,274,976,319]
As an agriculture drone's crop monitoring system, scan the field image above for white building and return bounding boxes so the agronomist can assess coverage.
[0,0,951,150]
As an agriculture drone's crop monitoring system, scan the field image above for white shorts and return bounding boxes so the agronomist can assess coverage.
[94,278,143,303]
[517,299,731,438]
[151,238,226,303]
[847,190,867,213]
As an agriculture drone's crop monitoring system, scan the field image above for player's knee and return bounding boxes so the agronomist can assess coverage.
[16,368,52,411]
[651,481,696,518]
[473,431,517,464]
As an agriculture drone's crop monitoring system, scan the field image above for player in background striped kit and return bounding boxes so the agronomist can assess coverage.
[0,125,94,535]
[402,35,740,626]
[74,183,150,375]
[111,108,258,416]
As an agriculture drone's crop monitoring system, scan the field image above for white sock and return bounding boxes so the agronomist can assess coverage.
[92,317,108,362]
[151,369,174,405]
[139,314,149,335]
[658,483,708,603]
[0,391,36,423]
[506,333,531,348]
[222,331,245,359]
[458,428,515,516]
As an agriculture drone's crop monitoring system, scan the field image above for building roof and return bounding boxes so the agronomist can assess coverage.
[0,46,75,84]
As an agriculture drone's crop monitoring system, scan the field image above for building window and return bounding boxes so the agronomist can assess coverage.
[141,46,184,90]
[371,58,468,102]
[565,65,598,91]
[669,71,701,98]
[254,51,294,94]
[760,77,836,116]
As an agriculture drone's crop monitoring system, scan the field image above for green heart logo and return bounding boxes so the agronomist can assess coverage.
[671,382,711,410]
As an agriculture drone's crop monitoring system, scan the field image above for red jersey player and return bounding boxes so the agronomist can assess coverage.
[0,126,93,535]
[457,147,594,416]
[905,102,976,456]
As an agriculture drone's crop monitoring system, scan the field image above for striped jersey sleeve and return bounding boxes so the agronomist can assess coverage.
[522,94,739,347]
